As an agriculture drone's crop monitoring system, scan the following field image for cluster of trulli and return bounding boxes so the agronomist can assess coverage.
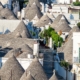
[0,55,64,80]
[24,0,42,21]
[0,56,49,80]
[23,0,54,27]
[34,14,53,27]
[0,2,17,19]
[0,20,36,58]
[51,14,71,32]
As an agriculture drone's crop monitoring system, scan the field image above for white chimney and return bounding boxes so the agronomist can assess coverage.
[40,2,45,14]
[27,54,33,59]
[17,11,21,18]
[21,8,25,19]
[48,37,53,49]
[45,25,49,29]
[33,41,39,56]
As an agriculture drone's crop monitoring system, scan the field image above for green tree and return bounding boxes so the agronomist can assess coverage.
[30,30,36,36]
[60,60,69,69]
[39,26,63,47]
[73,1,80,6]
[77,22,80,29]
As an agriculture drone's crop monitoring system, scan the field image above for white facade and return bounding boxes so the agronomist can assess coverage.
[0,58,43,70]
[0,20,29,34]
[73,32,80,63]
[0,0,9,5]
[48,4,69,13]
[50,0,80,4]
[58,0,70,4]
[52,6,68,13]
[73,32,80,80]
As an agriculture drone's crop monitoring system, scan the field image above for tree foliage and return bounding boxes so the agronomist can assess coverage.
[60,60,69,70]
[39,26,63,47]
[77,22,80,29]
[30,30,36,36]
[73,1,80,6]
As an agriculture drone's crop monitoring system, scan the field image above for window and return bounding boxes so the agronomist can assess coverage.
[70,14,74,20]
[74,57,78,63]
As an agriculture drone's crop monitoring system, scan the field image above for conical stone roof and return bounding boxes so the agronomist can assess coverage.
[47,13,55,20]
[51,14,71,32]
[23,72,35,80]
[12,21,31,38]
[54,18,71,32]
[20,57,48,80]
[20,44,33,52]
[28,0,41,8]
[51,14,63,28]
[0,8,17,19]
[4,48,22,58]
[0,56,24,80]
[25,3,42,21]
[62,36,73,64]
[18,44,33,58]
[35,14,52,27]
[68,26,80,37]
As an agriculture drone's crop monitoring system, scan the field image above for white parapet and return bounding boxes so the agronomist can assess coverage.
[33,42,39,56]
[48,37,53,49]
[21,8,25,19]
[17,11,21,18]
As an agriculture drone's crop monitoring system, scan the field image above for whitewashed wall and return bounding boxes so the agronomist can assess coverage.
[51,6,68,13]
[73,32,80,63]
[58,0,70,4]
[0,20,20,33]
[0,20,29,34]
[0,57,43,70]
[0,0,8,5]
